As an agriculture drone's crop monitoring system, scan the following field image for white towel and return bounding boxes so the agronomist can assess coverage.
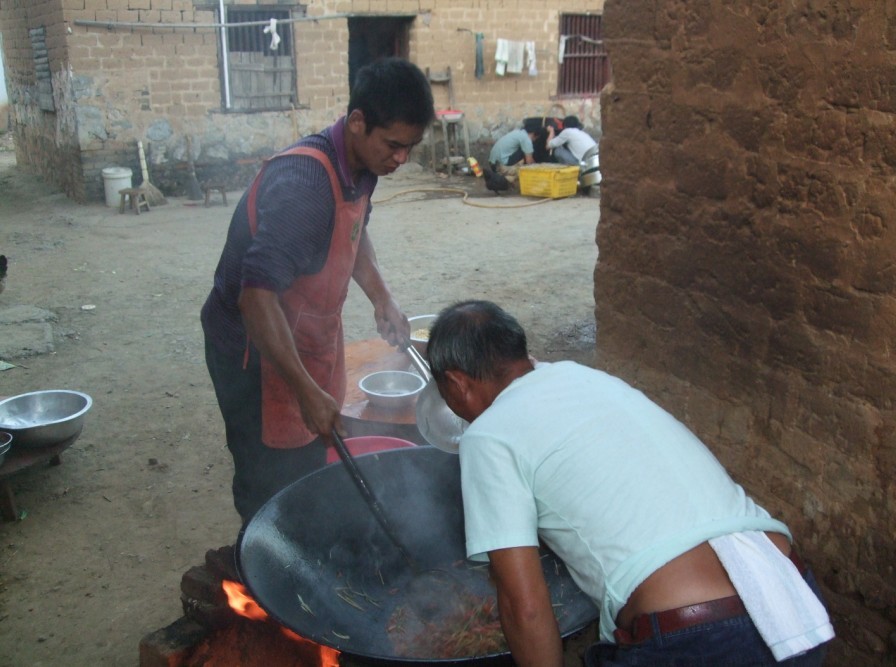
[526,41,537,76]
[494,38,509,76]
[558,35,570,64]
[506,41,525,74]
[710,532,835,661]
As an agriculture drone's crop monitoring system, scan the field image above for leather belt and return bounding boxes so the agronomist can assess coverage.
[614,548,807,646]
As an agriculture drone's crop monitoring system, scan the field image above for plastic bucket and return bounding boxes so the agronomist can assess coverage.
[102,167,133,207]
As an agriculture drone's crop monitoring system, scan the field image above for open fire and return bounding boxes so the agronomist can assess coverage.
[222,579,340,667]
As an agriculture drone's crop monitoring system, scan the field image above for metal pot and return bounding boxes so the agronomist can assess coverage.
[238,447,598,664]
[0,431,11,466]
[580,154,601,187]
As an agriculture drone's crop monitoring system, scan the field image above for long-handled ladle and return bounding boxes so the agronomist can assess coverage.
[330,431,418,569]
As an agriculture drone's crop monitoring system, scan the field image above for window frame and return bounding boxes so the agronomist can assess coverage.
[556,14,612,98]
[222,7,298,112]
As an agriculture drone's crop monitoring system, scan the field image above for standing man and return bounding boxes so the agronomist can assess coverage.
[546,115,598,166]
[201,58,435,523]
[426,300,834,667]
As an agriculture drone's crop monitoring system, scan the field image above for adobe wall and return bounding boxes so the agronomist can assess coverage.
[596,1,895,663]
[0,0,604,202]
[0,0,84,198]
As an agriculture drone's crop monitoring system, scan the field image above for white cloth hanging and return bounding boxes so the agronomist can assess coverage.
[494,38,509,76]
[710,532,835,661]
[526,41,537,76]
[558,35,570,64]
[506,41,525,74]
[263,18,281,51]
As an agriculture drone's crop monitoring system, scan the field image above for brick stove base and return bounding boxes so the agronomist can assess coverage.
[140,614,336,667]
[139,546,597,667]
[139,545,341,667]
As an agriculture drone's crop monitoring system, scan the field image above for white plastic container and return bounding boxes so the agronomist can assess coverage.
[102,167,133,207]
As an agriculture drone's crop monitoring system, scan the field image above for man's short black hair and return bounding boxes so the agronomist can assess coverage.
[348,58,435,133]
[523,118,543,134]
[427,300,529,383]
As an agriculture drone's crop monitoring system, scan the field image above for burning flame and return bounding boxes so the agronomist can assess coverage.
[223,580,340,666]
[222,579,269,621]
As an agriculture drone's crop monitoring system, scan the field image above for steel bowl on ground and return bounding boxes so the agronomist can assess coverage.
[415,380,468,454]
[0,390,93,448]
[408,314,437,356]
[0,431,11,466]
[359,371,426,410]
[238,446,598,664]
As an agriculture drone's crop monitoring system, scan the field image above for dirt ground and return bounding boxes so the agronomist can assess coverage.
[0,132,599,666]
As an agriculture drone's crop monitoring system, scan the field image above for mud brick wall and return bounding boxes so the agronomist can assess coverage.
[0,0,84,197]
[0,0,606,201]
[595,1,896,663]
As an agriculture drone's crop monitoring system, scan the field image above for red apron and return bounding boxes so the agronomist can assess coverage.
[247,146,367,448]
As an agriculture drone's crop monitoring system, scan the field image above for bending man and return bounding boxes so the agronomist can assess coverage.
[426,300,833,667]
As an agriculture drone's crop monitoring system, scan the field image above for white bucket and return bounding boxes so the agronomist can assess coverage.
[102,167,133,207]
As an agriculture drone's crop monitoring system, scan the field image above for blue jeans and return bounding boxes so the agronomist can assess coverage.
[204,338,327,524]
[585,571,830,667]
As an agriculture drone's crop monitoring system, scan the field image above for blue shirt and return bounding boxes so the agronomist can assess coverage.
[488,129,534,166]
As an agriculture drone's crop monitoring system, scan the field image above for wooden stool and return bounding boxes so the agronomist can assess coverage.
[118,187,150,215]
[202,184,227,207]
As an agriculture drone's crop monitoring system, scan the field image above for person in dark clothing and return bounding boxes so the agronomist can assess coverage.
[201,58,434,522]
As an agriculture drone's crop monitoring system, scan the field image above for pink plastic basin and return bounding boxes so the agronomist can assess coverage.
[325,435,416,464]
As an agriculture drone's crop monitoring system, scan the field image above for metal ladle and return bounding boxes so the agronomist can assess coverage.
[330,431,418,569]
[405,344,431,383]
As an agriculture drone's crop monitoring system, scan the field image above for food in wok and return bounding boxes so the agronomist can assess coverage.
[238,447,598,662]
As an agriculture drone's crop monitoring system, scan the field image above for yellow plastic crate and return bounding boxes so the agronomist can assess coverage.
[518,164,580,199]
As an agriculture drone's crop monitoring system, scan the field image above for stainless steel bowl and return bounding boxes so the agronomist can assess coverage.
[580,154,601,187]
[408,314,437,355]
[359,371,425,410]
[0,431,11,466]
[0,390,93,448]
[415,379,468,454]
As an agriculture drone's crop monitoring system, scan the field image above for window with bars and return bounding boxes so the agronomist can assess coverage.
[224,8,297,111]
[557,14,612,98]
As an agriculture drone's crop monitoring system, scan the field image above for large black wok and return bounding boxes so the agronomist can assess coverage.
[238,446,598,664]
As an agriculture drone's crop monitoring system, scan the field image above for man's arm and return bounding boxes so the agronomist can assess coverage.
[238,287,342,436]
[546,125,564,150]
[489,546,563,667]
[352,227,409,346]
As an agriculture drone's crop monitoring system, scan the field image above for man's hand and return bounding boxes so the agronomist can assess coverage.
[374,296,410,347]
[297,383,343,438]
[238,287,344,438]
[489,546,563,667]
[352,228,409,347]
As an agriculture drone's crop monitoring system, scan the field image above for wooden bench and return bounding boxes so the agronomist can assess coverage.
[118,187,151,215]
[0,431,81,521]
[202,184,227,207]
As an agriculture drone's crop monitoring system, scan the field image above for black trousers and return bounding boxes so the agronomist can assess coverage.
[204,338,327,524]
